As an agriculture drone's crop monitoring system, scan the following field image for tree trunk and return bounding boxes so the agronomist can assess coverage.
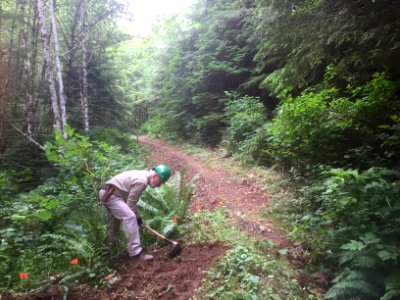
[66,0,82,71]
[36,0,63,135]
[25,1,40,140]
[79,0,90,132]
[0,1,17,155]
[49,0,68,139]
[0,0,2,34]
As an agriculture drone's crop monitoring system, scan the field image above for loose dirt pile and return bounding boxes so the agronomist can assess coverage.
[5,243,227,300]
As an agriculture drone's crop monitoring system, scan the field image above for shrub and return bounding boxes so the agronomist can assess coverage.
[267,73,400,170]
[221,92,267,158]
[294,167,400,299]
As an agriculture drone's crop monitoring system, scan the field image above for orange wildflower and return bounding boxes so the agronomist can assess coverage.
[195,203,203,211]
[172,216,177,223]
[70,258,79,265]
[19,272,28,279]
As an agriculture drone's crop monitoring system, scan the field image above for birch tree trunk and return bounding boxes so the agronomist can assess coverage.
[49,0,68,138]
[36,0,63,135]
[25,1,39,140]
[79,0,90,132]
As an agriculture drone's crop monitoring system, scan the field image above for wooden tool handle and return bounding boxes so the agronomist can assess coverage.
[142,223,176,245]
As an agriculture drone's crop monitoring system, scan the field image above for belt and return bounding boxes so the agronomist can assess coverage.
[100,184,116,203]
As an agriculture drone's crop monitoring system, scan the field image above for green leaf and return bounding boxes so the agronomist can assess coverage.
[35,210,52,221]
[251,275,260,284]
[278,248,288,255]
[340,240,366,251]
[378,250,399,261]
[11,214,26,221]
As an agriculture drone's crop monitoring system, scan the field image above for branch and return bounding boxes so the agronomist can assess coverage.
[10,123,45,151]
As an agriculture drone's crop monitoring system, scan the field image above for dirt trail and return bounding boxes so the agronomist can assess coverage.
[140,137,304,261]
[140,137,327,292]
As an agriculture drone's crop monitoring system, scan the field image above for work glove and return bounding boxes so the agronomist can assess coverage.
[137,217,143,227]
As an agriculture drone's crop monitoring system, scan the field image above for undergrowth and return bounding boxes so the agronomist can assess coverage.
[0,128,193,294]
[185,208,321,300]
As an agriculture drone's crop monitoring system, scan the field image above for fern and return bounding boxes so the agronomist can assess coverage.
[161,223,176,236]
[326,280,380,299]
[137,199,159,216]
[381,273,400,300]
[339,251,359,266]
[381,290,400,300]
[326,269,384,300]
[149,188,171,212]
[136,171,193,246]
[39,232,106,267]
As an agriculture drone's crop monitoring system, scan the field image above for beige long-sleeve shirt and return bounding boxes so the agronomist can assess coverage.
[105,170,150,218]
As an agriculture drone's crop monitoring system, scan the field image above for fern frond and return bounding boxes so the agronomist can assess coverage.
[137,199,159,215]
[339,251,359,266]
[141,188,170,212]
[382,272,400,300]
[381,290,400,300]
[327,269,384,299]
[161,223,176,236]
[40,232,97,265]
[326,279,381,299]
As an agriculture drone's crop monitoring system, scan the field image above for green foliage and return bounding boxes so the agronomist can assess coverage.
[89,127,142,153]
[252,0,400,93]
[203,245,273,299]
[267,73,400,170]
[326,268,383,300]
[291,167,400,299]
[184,207,241,243]
[140,0,258,145]
[188,208,316,300]
[0,128,144,292]
[140,113,180,140]
[0,171,19,200]
[221,92,267,156]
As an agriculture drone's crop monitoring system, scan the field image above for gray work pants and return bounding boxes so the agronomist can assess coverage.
[99,190,142,256]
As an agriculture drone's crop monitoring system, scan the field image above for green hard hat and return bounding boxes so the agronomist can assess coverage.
[153,164,171,182]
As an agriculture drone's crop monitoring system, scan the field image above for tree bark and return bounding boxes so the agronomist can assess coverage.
[79,0,90,132]
[11,123,44,150]
[36,0,63,135]
[49,0,68,139]
[0,0,2,34]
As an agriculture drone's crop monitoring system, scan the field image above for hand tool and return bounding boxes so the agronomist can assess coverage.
[141,223,182,258]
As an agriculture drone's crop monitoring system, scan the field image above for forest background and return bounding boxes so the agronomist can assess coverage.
[0,0,399,299]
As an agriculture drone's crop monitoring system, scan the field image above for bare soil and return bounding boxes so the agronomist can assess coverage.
[6,243,227,300]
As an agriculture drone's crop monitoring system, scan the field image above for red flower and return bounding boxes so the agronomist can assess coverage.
[70,258,79,265]
[19,272,28,279]
[172,216,177,223]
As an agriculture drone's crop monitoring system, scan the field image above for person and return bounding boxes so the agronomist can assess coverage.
[99,164,171,261]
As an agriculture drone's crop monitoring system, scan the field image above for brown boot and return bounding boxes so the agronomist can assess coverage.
[130,251,154,262]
